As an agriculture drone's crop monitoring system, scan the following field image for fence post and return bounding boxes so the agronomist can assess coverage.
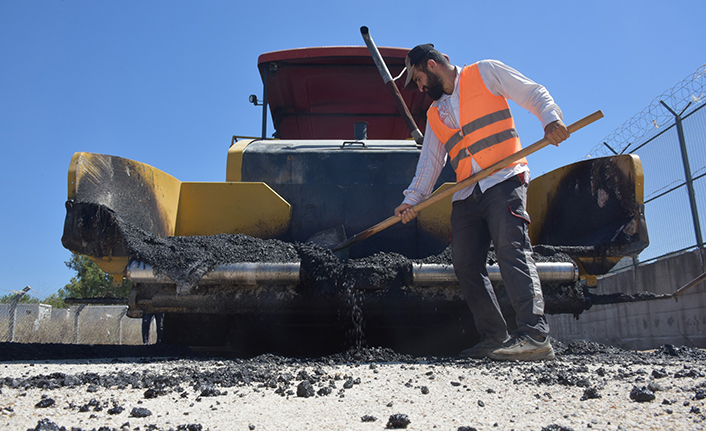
[8,286,31,342]
[117,307,128,345]
[660,100,703,248]
[73,304,87,344]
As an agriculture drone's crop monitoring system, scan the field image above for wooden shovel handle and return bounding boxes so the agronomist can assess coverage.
[332,110,604,251]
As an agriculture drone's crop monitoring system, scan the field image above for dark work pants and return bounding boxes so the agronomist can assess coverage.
[142,313,164,344]
[450,176,548,343]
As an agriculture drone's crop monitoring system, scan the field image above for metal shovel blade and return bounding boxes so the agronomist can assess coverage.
[306,225,349,262]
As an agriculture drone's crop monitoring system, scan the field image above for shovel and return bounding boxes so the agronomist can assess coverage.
[306,225,349,261]
[331,110,605,252]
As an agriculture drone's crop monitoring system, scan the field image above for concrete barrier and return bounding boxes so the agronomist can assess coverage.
[548,248,706,349]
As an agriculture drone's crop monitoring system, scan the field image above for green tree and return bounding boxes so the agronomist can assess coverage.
[0,292,39,304]
[42,293,66,309]
[60,254,132,299]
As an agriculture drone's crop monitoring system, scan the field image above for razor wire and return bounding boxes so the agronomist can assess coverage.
[588,64,706,158]
[585,64,706,263]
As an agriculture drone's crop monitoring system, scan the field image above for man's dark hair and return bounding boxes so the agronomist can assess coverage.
[415,49,450,71]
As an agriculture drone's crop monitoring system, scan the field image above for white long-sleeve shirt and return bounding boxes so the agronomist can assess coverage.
[401,60,563,206]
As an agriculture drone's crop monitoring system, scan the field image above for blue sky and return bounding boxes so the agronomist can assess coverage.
[1,1,704,299]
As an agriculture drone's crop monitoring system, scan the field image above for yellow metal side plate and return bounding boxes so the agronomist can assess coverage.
[65,152,183,277]
[67,152,182,237]
[527,154,645,244]
[175,182,291,238]
[526,154,646,279]
[226,139,255,182]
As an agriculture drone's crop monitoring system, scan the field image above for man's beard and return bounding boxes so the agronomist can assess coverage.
[424,70,446,101]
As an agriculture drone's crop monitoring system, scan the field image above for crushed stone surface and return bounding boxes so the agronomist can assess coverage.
[2,342,705,431]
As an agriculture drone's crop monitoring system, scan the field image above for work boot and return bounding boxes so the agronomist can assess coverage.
[487,333,555,361]
[459,337,509,359]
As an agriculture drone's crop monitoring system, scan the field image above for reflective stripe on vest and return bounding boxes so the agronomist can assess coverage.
[427,64,526,182]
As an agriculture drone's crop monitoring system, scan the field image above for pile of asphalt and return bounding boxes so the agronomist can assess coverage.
[122,227,300,291]
[122,220,574,292]
[4,342,706,431]
[115,226,591,353]
[125,228,420,293]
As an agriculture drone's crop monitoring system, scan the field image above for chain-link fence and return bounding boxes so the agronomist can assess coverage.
[588,64,706,263]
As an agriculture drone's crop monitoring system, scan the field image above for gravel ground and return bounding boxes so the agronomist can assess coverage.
[2,342,705,431]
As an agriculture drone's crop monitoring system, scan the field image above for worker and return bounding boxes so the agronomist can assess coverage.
[141,313,164,345]
[394,44,569,361]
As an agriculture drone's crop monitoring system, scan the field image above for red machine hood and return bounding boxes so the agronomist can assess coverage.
[257,46,431,140]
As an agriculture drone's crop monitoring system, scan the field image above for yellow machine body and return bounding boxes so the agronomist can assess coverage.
[63,152,291,277]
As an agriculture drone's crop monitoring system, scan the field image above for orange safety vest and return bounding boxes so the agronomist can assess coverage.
[427,63,526,183]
